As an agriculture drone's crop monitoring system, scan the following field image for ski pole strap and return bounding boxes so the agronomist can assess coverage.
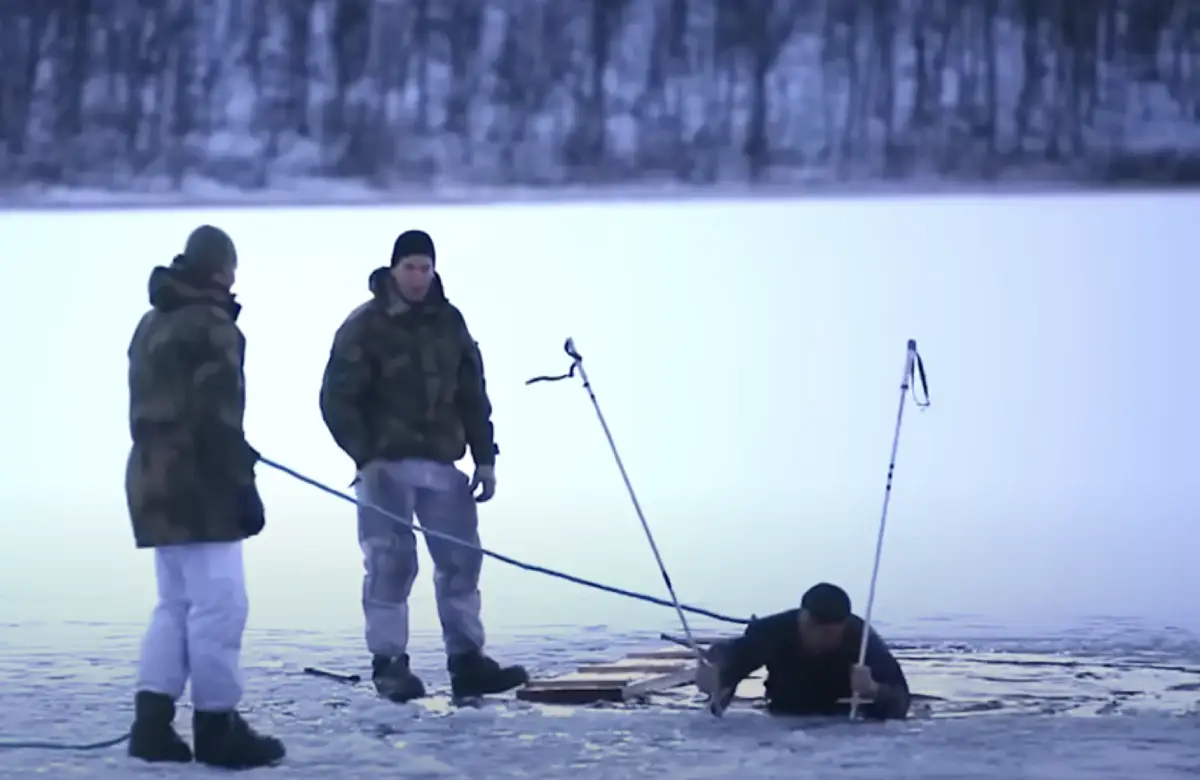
[525,338,583,385]
[908,339,931,408]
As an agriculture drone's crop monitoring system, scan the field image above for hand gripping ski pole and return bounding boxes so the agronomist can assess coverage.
[849,339,931,720]
[527,339,704,661]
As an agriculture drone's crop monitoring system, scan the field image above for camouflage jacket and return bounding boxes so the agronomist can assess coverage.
[125,265,258,548]
[319,269,497,469]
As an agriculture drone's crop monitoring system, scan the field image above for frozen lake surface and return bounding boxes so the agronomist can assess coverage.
[1,619,1197,778]
[0,195,1196,776]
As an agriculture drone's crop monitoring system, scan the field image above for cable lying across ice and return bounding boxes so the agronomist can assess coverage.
[259,457,750,627]
[0,734,130,751]
[0,451,746,755]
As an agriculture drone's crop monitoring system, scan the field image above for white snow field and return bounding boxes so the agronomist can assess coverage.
[0,620,1197,779]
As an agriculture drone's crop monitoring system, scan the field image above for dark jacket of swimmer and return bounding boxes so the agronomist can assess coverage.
[702,583,910,720]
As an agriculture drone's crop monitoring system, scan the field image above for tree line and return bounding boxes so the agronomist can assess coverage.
[1,0,1198,201]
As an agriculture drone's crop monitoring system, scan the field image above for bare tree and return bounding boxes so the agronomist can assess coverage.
[0,0,1196,196]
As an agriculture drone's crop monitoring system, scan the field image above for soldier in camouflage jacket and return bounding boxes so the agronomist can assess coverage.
[320,229,527,704]
[124,226,283,769]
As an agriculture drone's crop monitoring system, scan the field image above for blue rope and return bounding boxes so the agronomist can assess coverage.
[0,734,129,751]
[259,457,750,626]
[0,458,747,754]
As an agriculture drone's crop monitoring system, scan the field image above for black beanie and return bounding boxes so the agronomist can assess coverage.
[391,230,436,267]
[800,583,852,625]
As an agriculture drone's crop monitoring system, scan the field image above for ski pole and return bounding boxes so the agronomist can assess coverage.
[527,339,704,661]
[850,339,930,720]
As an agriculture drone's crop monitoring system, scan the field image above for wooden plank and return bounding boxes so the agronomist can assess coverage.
[577,660,691,675]
[516,686,626,704]
[621,667,698,700]
[661,633,739,646]
[520,667,698,694]
[516,669,697,704]
[517,652,702,705]
[513,636,752,706]
[523,679,628,691]
[626,648,702,660]
[524,670,652,686]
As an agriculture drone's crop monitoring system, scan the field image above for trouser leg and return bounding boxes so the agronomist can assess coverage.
[179,542,249,712]
[356,461,419,658]
[408,460,486,656]
[130,548,195,763]
[136,548,191,699]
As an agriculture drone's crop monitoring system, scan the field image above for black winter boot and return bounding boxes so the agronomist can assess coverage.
[372,654,427,703]
[128,691,193,763]
[192,710,285,769]
[448,650,529,699]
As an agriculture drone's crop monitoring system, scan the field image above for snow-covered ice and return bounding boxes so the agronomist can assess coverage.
[1,621,1198,778]
[1,195,1197,777]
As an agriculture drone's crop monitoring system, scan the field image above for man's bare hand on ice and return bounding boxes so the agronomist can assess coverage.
[850,663,881,699]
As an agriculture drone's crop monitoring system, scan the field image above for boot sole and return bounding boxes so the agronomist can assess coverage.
[129,754,193,763]
[197,758,284,769]
[195,747,286,769]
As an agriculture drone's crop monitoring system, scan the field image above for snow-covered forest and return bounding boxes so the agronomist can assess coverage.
[1,0,1198,205]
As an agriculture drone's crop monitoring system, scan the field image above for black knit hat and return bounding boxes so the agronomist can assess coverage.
[176,224,237,273]
[800,583,852,625]
[391,230,435,267]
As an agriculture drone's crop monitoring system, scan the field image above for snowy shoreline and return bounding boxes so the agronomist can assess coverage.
[0,174,1194,212]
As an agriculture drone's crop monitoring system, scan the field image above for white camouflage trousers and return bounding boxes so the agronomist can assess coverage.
[135,541,248,711]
